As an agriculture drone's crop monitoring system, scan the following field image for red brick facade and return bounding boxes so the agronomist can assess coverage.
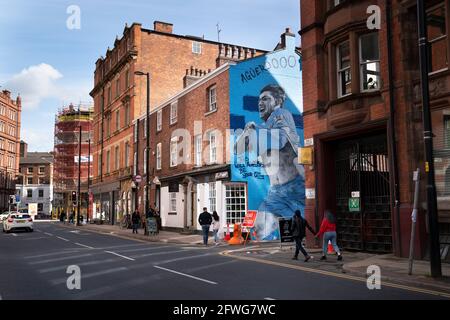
[301,0,450,258]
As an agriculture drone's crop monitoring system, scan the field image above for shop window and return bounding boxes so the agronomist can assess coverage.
[225,184,246,225]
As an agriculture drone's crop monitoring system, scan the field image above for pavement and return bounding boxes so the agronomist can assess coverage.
[52,221,450,297]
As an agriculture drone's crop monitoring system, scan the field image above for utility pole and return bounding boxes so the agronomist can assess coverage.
[216,23,222,43]
[77,125,82,226]
[417,0,442,278]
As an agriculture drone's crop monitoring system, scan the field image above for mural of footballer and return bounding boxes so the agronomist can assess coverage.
[235,84,305,240]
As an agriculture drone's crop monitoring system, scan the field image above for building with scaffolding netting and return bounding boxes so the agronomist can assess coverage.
[53,103,93,221]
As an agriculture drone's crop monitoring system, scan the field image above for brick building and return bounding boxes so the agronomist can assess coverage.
[0,89,21,212]
[90,21,265,225]
[16,141,53,218]
[300,0,450,259]
[134,29,302,236]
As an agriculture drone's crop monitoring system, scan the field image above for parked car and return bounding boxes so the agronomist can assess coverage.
[2,213,33,233]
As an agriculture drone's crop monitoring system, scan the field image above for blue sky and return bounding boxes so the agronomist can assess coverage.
[0,0,300,152]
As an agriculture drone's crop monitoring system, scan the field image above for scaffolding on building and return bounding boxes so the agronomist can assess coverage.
[53,103,93,218]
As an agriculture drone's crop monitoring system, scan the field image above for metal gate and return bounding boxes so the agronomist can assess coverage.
[335,134,392,253]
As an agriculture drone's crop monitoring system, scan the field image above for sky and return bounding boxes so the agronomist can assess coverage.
[0,0,300,152]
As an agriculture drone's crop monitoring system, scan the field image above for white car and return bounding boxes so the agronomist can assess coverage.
[2,213,34,233]
[0,212,10,222]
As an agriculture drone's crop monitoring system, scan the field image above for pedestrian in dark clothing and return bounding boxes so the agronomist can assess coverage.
[198,207,212,246]
[132,209,140,234]
[290,210,315,262]
[315,210,342,261]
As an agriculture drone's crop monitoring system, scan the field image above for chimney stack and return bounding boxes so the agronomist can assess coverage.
[154,21,173,34]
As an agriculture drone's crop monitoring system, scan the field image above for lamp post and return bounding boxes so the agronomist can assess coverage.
[87,138,91,224]
[77,125,82,226]
[135,71,150,217]
[417,0,442,277]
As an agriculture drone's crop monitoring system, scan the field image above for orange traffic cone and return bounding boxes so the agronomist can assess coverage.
[327,240,334,254]
[228,223,244,245]
[224,223,231,241]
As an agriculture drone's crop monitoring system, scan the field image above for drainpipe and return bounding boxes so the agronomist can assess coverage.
[386,0,402,256]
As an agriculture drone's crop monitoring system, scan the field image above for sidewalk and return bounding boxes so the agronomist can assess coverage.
[58,222,217,245]
[223,244,450,296]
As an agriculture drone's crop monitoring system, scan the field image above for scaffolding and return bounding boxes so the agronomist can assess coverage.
[53,103,93,217]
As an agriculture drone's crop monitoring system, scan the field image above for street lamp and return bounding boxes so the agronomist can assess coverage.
[135,71,150,217]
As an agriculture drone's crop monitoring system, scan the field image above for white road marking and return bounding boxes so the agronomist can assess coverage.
[75,243,94,249]
[133,249,187,258]
[44,232,53,236]
[154,265,217,285]
[39,259,116,273]
[116,245,173,253]
[24,249,81,259]
[21,237,48,241]
[70,230,80,234]
[56,236,70,242]
[264,297,276,300]
[51,267,127,285]
[28,253,93,265]
[11,233,17,237]
[104,251,135,261]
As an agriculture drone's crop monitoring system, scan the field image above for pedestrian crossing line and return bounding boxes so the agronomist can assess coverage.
[152,252,215,265]
[154,266,218,285]
[104,251,135,261]
[28,253,93,265]
[38,258,117,274]
[24,249,82,259]
[220,251,450,299]
[75,243,95,249]
[56,236,70,242]
[44,232,53,236]
[264,297,276,300]
[115,245,175,253]
[51,267,128,285]
[132,249,189,259]
[11,233,17,237]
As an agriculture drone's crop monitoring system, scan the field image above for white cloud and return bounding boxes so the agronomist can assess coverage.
[6,63,63,109]
[21,127,53,152]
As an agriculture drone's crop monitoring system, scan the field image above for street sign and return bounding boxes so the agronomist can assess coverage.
[278,218,294,243]
[147,217,158,235]
[74,155,93,163]
[349,198,360,212]
[242,210,258,228]
[351,191,360,198]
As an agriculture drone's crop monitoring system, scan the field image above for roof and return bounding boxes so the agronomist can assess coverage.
[20,152,54,165]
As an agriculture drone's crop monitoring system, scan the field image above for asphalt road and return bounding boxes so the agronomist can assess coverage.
[0,222,446,300]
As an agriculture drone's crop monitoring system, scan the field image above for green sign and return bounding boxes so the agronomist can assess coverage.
[349,198,360,212]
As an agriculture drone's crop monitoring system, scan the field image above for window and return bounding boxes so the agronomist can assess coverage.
[0,122,4,132]
[157,110,162,131]
[143,148,147,174]
[98,154,102,176]
[27,177,33,185]
[125,103,130,126]
[195,135,202,167]
[38,189,44,198]
[0,139,3,150]
[209,131,217,164]
[169,193,177,212]
[192,41,202,54]
[337,41,351,97]
[115,146,120,170]
[134,122,138,143]
[208,86,217,112]
[38,203,43,212]
[170,102,178,125]
[125,142,130,167]
[28,167,33,174]
[170,137,178,167]
[106,150,110,174]
[116,78,120,98]
[115,110,120,131]
[359,33,380,91]
[225,184,247,225]
[125,70,130,88]
[39,166,45,174]
[143,118,147,138]
[27,189,33,198]
[427,3,448,73]
[156,143,162,170]
[106,114,111,138]
[209,182,216,213]
[108,87,112,104]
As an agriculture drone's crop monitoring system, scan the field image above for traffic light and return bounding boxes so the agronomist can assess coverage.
[9,195,15,205]
[71,191,77,204]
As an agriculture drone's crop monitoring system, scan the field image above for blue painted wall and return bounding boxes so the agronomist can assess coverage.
[229,38,304,240]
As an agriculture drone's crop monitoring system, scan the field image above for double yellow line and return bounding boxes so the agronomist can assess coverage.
[220,249,450,299]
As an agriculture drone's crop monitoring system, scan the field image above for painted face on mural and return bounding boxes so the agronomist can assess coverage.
[258,91,277,121]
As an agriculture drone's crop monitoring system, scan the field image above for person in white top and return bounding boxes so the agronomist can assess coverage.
[212,211,220,245]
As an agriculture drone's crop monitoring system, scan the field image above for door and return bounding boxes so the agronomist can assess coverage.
[334,134,392,253]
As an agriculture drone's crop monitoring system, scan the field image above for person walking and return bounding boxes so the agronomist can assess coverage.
[198,207,212,246]
[212,211,220,246]
[290,210,315,262]
[132,209,140,234]
[315,210,342,261]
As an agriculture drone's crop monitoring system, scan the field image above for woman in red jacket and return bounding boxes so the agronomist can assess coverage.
[315,210,342,261]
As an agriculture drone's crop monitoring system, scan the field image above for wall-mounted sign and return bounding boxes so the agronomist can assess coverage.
[349,198,360,212]
[351,191,360,198]
[215,172,229,180]
[298,147,313,165]
[74,155,93,163]
[304,138,314,147]
[306,188,315,199]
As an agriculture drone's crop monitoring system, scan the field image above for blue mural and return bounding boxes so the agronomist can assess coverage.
[229,37,304,240]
